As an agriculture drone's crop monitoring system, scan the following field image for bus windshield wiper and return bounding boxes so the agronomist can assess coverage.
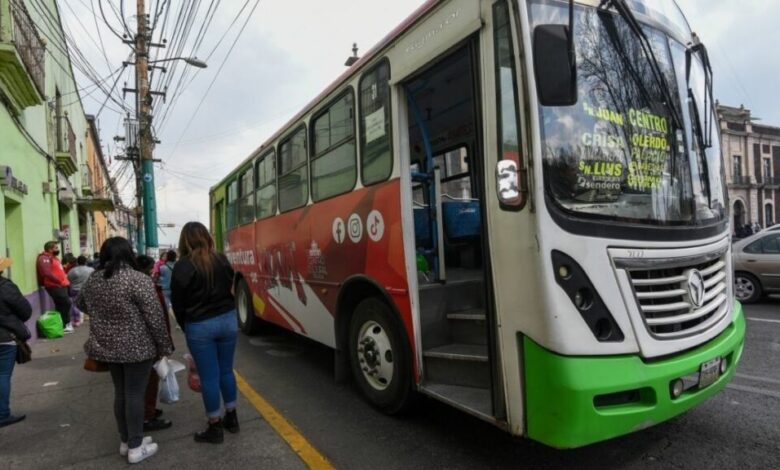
[684,34,715,205]
[598,0,684,133]
[686,33,715,149]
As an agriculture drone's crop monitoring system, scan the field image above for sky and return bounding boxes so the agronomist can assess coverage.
[58,0,780,246]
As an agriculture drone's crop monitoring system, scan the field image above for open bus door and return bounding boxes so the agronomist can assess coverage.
[402,36,504,423]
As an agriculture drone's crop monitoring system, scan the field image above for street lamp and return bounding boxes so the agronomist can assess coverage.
[150,57,208,68]
[124,57,208,70]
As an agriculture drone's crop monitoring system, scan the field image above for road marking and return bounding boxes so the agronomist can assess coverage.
[746,317,780,324]
[234,370,334,470]
[735,373,780,386]
[726,383,780,400]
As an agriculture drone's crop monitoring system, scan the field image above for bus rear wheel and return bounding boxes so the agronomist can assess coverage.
[348,297,413,414]
[236,279,261,335]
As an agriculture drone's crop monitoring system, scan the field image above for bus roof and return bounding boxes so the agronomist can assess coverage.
[210,0,440,192]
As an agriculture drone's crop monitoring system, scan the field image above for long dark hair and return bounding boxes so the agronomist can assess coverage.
[178,222,218,285]
[99,237,137,279]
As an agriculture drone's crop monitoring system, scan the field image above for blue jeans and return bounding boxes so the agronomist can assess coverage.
[185,311,238,418]
[0,344,17,421]
[162,289,172,309]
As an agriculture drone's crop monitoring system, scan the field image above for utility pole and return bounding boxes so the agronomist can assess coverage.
[136,0,158,257]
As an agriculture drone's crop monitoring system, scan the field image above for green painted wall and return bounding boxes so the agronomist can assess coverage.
[0,0,94,297]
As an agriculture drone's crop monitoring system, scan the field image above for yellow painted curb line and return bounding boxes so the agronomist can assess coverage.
[234,370,335,470]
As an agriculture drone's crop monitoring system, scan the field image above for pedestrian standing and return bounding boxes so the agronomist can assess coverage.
[36,241,73,333]
[62,253,77,273]
[67,256,94,327]
[158,251,177,310]
[135,255,174,432]
[77,237,173,464]
[171,222,239,444]
[0,256,32,428]
[151,252,166,284]
[88,252,101,269]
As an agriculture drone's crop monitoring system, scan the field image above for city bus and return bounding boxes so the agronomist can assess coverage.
[209,0,745,448]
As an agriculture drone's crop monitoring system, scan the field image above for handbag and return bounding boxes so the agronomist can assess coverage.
[83,357,109,372]
[184,353,201,393]
[13,336,31,364]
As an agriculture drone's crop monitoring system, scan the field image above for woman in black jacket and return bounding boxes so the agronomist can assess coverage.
[171,222,239,444]
[0,256,32,428]
[77,238,173,464]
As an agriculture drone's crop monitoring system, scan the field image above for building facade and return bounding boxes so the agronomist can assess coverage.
[0,0,115,326]
[718,104,780,233]
[83,115,116,254]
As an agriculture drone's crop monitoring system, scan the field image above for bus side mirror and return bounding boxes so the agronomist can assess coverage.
[533,24,577,106]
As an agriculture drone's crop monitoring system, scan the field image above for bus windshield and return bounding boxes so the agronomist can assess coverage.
[529,0,726,227]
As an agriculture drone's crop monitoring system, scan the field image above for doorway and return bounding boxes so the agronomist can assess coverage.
[403,39,494,419]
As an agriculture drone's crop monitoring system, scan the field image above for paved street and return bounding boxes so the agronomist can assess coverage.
[2,299,778,469]
[231,299,780,469]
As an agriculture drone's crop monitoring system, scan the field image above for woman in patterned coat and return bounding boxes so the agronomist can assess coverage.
[77,237,174,464]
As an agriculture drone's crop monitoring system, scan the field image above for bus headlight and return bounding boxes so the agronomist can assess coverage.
[552,251,624,342]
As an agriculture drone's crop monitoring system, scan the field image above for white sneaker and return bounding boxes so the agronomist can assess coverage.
[63,324,74,333]
[127,442,158,464]
[120,436,153,456]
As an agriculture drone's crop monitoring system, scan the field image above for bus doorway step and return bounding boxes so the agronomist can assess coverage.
[419,382,493,422]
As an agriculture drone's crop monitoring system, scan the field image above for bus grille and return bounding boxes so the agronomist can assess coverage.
[627,256,729,339]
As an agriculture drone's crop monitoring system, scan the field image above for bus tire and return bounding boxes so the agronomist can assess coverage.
[236,279,261,335]
[349,297,413,415]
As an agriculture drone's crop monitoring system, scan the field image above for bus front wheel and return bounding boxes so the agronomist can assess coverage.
[236,279,261,335]
[349,297,413,414]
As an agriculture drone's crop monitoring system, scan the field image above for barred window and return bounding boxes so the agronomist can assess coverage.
[237,166,254,225]
[227,180,238,229]
[311,90,356,201]
[360,60,392,185]
[279,126,308,212]
[255,150,276,219]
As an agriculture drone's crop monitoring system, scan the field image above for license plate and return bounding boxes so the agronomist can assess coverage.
[698,357,722,389]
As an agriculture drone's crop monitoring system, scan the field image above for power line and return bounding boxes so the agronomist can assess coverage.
[166,0,261,159]
[159,0,246,119]
[23,0,131,113]
[89,0,116,74]
[96,62,130,118]
[98,0,130,44]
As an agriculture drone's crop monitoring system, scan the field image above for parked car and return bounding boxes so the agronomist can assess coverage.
[732,231,780,303]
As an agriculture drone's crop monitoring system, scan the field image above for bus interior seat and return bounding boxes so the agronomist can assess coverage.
[442,195,481,242]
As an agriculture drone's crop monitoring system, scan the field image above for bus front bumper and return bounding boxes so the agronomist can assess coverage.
[524,302,746,449]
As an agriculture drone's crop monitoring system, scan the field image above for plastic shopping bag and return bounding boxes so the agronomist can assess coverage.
[155,357,185,404]
[36,311,64,339]
[183,353,202,393]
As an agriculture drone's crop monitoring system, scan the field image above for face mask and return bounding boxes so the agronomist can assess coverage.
[53,250,60,256]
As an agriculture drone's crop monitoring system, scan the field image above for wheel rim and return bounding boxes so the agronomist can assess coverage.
[356,320,394,391]
[237,287,248,324]
[735,276,755,301]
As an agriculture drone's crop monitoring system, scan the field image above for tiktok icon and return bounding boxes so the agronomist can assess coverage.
[367,210,384,242]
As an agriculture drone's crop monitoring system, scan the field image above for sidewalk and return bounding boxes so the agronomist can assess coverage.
[0,321,305,469]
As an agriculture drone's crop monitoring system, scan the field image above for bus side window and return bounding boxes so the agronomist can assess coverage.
[255,150,277,219]
[238,166,255,225]
[493,0,525,209]
[359,59,393,185]
[311,89,357,201]
[227,179,238,229]
[279,126,308,212]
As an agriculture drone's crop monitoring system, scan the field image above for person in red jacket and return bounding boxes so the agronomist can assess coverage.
[36,241,73,333]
